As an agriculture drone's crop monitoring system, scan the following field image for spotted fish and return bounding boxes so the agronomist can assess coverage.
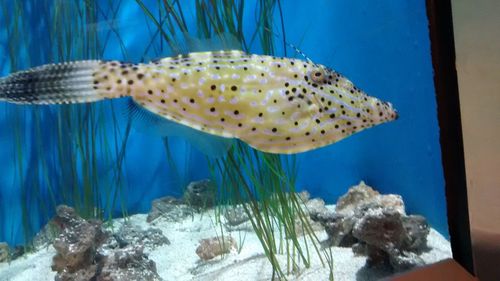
[0,50,397,154]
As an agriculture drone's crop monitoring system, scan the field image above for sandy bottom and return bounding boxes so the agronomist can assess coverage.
[0,206,452,281]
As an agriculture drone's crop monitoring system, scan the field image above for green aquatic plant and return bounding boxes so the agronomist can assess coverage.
[0,0,130,245]
[137,0,334,279]
[211,143,331,279]
[1,0,335,278]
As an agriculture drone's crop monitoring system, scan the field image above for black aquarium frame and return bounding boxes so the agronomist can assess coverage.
[426,0,474,275]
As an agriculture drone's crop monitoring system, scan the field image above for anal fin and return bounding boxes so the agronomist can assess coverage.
[121,98,233,158]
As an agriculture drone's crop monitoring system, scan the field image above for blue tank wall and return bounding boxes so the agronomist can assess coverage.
[0,0,448,245]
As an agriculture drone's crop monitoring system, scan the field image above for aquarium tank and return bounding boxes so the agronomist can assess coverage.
[0,1,455,280]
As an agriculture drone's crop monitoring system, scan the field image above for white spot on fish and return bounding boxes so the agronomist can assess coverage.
[198,77,206,85]
[218,95,225,102]
[230,97,238,104]
[231,73,240,79]
[252,117,264,124]
[206,97,215,104]
[267,106,278,113]
[250,101,258,107]
[220,84,225,92]
[180,83,188,89]
[211,74,221,80]
[244,74,257,82]
[260,79,268,84]
[308,104,319,112]
[197,90,204,98]
[275,118,287,125]
[298,121,310,131]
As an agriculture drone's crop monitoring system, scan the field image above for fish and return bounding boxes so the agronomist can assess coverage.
[0,49,398,155]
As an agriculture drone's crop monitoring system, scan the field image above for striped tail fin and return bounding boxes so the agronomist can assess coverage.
[0,61,119,105]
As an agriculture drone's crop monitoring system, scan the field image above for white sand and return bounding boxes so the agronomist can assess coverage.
[0,206,452,281]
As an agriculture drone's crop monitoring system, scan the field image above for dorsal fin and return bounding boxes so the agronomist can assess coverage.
[263,27,313,63]
[167,32,244,56]
[185,32,243,52]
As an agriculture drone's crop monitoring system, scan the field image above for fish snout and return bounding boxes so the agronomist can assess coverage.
[393,108,399,120]
[373,100,398,123]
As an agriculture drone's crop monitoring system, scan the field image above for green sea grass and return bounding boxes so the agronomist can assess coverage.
[137,0,334,279]
[0,0,130,245]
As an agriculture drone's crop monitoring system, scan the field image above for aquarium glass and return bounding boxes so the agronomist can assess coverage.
[0,1,453,280]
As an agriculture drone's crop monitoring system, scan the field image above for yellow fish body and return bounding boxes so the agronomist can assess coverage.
[0,50,397,154]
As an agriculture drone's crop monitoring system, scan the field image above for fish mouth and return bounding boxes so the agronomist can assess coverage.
[385,101,398,120]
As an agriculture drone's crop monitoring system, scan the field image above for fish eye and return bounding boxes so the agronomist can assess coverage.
[310,68,327,84]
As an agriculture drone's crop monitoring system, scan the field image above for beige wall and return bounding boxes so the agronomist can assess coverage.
[452,0,500,280]
[453,0,500,233]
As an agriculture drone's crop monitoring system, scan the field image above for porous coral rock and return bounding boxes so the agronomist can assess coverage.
[0,242,9,263]
[50,205,163,281]
[312,181,431,272]
[98,245,162,281]
[195,236,237,261]
[146,196,193,223]
[183,179,216,209]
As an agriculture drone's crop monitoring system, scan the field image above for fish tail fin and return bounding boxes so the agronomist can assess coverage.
[0,60,121,105]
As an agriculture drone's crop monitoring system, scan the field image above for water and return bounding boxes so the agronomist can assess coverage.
[0,1,450,280]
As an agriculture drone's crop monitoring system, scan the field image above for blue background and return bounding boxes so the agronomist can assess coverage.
[0,1,448,245]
